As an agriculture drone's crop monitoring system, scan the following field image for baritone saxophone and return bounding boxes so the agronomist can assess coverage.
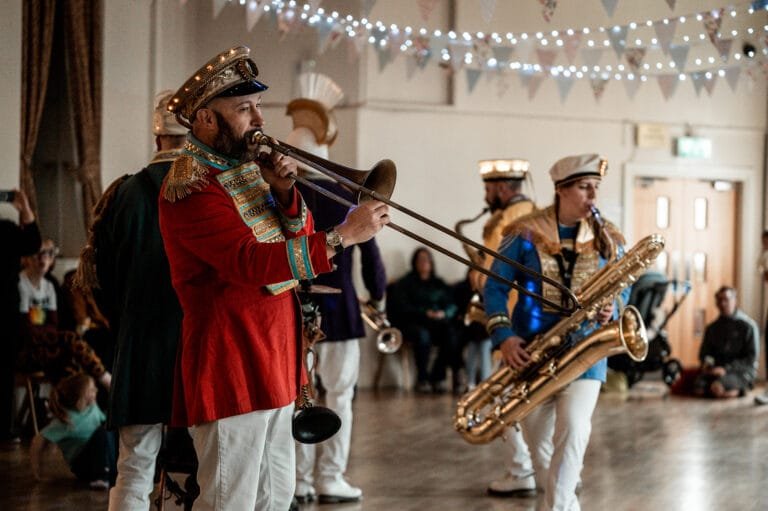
[453,233,665,445]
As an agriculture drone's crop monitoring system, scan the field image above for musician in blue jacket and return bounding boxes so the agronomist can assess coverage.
[484,154,628,511]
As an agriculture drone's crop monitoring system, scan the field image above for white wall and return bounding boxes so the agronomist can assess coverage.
[0,0,22,221]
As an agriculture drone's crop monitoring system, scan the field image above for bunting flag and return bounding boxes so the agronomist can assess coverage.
[246,0,264,31]
[653,20,677,55]
[316,22,333,54]
[600,0,620,17]
[607,25,628,59]
[703,75,718,96]
[702,9,724,45]
[624,47,646,73]
[277,10,299,38]
[347,32,367,62]
[724,66,741,91]
[528,74,545,99]
[581,47,604,70]
[362,0,377,16]
[689,72,706,96]
[536,48,558,68]
[377,45,392,71]
[665,0,676,9]
[492,45,514,64]
[669,44,690,71]
[623,76,641,99]
[657,74,679,100]
[515,39,534,64]
[480,0,497,23]
[714,38,733,61]
[413,36,432,69]
[417,0,439,22]
[388,29,405,58]
[466,68,483,93]
[519,69,534,88]
[213,0,227,18]
[590,76,609,101]
[540,0,558,22]
[555,74,575,102]
[563,33,582,64]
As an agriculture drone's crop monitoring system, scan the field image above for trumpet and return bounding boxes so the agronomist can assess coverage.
[359,300,403,354]
[250,131,580,315]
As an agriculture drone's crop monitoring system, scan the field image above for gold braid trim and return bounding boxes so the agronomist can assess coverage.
[162,154,210,202]
[73,174,132,292]
[501,207,563,255]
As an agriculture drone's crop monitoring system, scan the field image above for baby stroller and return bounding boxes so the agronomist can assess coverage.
[608,271,691,387]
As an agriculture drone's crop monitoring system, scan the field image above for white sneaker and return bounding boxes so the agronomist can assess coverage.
[317,477,363,503]
[295,481,316,503]
[487,472,537,497]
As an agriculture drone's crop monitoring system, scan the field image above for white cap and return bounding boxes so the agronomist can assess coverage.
[549,154,607,187]
[153,90,187,136]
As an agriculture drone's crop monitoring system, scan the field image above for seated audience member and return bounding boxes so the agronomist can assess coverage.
[29,373,117,489]
[452,271,490,391]
[19,239,59,331]
[694,286,758,398]
[389,247,462,394]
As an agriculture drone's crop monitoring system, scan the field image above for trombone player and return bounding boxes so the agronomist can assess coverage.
[469,159,537,497]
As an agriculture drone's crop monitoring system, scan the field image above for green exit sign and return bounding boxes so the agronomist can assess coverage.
[676,137,712,159]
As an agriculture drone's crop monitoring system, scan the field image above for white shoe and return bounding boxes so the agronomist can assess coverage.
[487,472,537,497]
[317,477,363,503]
[295,481,316,503]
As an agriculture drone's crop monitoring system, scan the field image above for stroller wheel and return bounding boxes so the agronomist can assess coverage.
[662,359,682,386]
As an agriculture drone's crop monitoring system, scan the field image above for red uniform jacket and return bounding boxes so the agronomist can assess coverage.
[159,160,332,426]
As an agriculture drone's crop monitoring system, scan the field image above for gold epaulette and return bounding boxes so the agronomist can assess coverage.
[500,207,562,255]
[162,154,210,203]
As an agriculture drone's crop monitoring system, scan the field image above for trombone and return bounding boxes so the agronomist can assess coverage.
[251,131,580,315]
[359,300,403,354]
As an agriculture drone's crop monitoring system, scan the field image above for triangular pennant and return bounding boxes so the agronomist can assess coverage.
[480,0,497,23]
[492,46,515,64]
[590,76,609,101]
[277,10,299,37]
[413,36,432,69]
[377,45,392,71]
[212,0,227,19]
[536,48,558,68]
[669,44,690,71]
[417,0,439,22]
[715,38,733,62]
[665,0,676,9]
[516,39,534,64]
[389,30,405,58]
[362,0,377,16]
[724,66,741,91]
[703,74,717,96]
[657,74,679,100]
[246,0,264,31]
[316,22,333,54]
[563,33,582,64]
[702,8,724,45]
[555,74,575,102]
[347,33,367,63]
[581,47,604,70]
[607,25,628,59]
[653,20,677,55]
[600,0,619,17]
[624,47,646,73]
[540,0,558,22]
[466,68,483,93]
[519,68,534,88]
[528,74,545,99]
[623,76,641,99]
[689,72,706,96]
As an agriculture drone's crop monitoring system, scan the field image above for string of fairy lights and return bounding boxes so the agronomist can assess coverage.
[218,0,768,84]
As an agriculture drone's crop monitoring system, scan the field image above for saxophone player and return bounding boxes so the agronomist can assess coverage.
[471,160,539,498]
[484,154,628,511]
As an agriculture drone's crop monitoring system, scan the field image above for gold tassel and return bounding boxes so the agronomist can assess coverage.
[162,155,210,203]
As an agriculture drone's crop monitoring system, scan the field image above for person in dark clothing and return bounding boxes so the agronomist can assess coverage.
[0,189,40,441]
[390,247,461,394]
[75,90,185,509]
[694,286,758,398]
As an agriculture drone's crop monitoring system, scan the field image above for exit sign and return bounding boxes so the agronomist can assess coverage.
[676,137,712,159]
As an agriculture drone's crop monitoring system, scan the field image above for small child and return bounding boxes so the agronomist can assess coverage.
[29,373,116,489]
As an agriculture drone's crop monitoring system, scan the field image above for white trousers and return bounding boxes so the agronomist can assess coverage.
[295,340,360,486]
[501,425,535,477]
[108,423,163,511]
[522,379,601,511]
[190,405,295,511]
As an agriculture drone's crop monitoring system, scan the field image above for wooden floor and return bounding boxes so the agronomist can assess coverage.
[2,384,767,511]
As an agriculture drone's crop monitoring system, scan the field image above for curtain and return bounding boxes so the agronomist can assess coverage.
[20,0,57,217]
[63,0,103,230]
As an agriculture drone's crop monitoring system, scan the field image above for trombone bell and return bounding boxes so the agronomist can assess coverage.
[360,301,403,354]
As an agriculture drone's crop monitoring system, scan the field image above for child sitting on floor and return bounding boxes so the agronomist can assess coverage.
[29,373,116,489]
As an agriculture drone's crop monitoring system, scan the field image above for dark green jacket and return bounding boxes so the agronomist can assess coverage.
[95,158,182,428]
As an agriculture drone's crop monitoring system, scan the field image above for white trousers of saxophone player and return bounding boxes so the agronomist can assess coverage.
[523,379,601,511]
[108,423,163,511]
[190,405,295,511]
[296,340,360,491]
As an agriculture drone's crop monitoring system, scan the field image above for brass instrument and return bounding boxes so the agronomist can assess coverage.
[251,131,580,315]
[454,208,491,327]
[454,208,490,267]
[359,300,403,354]
[454,233,665,445]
